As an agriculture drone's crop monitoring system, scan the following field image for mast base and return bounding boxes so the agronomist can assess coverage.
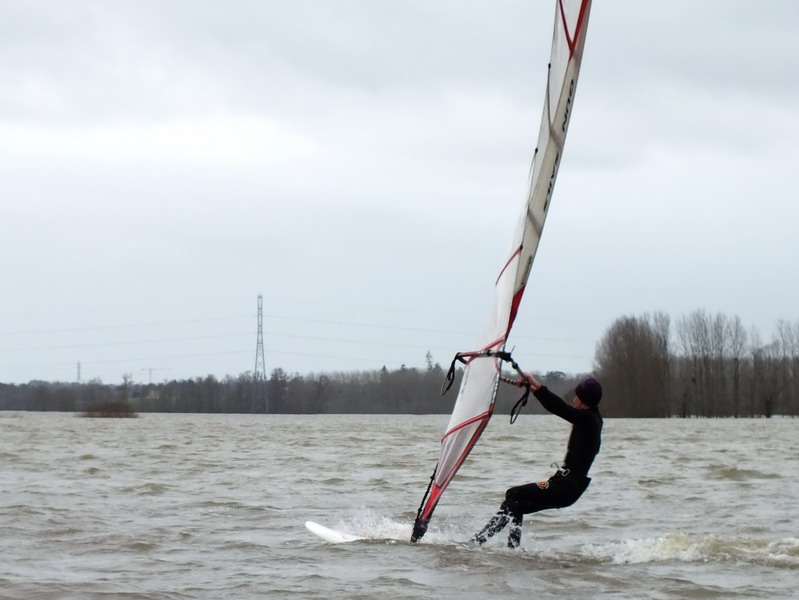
[410,519,428,543]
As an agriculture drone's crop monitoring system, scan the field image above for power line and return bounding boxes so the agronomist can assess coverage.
[0,315,253,336]
[0,300,598,382]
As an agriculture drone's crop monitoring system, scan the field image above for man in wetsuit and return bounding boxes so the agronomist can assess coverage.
[471,375,603,548]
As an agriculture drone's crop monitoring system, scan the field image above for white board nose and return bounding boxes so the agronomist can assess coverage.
[305,520,363,544]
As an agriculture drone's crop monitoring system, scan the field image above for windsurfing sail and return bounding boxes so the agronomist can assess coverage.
[411,0,593,542]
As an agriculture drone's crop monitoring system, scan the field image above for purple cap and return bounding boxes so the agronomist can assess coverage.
[575,377,602,407]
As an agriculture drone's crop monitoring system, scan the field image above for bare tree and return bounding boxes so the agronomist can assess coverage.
[676,310,735,416]
[775,320,799,415]
[595,312,671,416]
[727,316,748,417]
[677,310,709,416]
[751,336,782,417]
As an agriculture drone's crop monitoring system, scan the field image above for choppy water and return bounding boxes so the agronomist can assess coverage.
[1,412,798,599]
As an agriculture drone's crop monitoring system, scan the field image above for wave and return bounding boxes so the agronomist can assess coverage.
[307,514,796,574]
[583,533,799,569]
[706,466,780,480]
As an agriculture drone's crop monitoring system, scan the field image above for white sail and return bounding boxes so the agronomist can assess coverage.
[412,0,593,542]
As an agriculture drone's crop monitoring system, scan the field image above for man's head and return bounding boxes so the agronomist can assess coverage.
[575,377,602,408]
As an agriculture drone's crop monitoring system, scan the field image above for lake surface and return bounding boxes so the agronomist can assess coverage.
[1,412,798,599]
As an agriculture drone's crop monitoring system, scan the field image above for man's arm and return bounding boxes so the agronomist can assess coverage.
[533,386,576,422]
[523,372,582,423]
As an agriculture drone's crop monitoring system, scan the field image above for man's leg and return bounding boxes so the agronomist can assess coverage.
[473,477,588,547]
[507,513,523,549]
[502,480,565,548]
[470,502,512,545]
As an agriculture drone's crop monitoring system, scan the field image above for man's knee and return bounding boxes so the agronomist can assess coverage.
[504,486,528,512]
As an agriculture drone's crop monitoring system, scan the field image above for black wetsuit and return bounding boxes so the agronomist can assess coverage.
[472,385,603,547]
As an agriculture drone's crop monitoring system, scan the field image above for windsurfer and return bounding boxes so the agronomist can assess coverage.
[471,375,603,548]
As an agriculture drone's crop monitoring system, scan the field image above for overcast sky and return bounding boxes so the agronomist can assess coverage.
[1,0,798,386]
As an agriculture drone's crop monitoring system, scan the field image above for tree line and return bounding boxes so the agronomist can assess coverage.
[0,363,582,417]
[595,310,799,417]
[2,310,798,417]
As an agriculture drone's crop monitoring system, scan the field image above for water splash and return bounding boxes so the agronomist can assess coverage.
[584,533,799,569]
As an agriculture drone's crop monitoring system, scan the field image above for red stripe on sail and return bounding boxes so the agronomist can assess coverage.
[559,0,591,57]
[442,410,492,440]
[496,245,522,286]
[506,285,527,335]
[418,412,492,523]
